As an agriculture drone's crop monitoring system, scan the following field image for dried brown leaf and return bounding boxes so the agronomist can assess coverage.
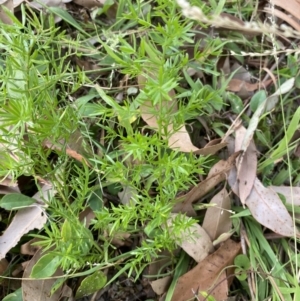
[167,125,200,152]
[270,0,300,25]
[35,184,55,203]
[22,249,63,301]
[246,178,297,237]
[0,206,46,260]
[118,185,137,205]
[73,0,106,8]
[220,62,272,99]
[171,239,241,301]
[0,185,53,259]
[269,186,300,206]
[20,238,41,256]
[202,188,232,241]
[151,276,172,295]
[228,166,239,195]
[110,231,131,247]
[173,152,239,215]
[28,0,71,9]
[231,63,252,82]
[235,124,257,204]
[265,7,300,32]
[0,0,13,24]
[138,74,226,154]
[79,207,95,227]
[0,176,18,187]
[0,258,8,275]
[0,185,20,194]
[193,141,227,155]
[228,168,297,237]
[167,214,213,263]
[147,249,175,277]
[227,78,273,92]
[140,96,198,152]
[43,130,92,165]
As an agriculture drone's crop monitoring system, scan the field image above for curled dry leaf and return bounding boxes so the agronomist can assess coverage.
[167,125,201,152]
[231,62,251,82]
[171,239,241,301]
[167,214,213,263]
[107,230,131,247]
[235,124,257,204]
[173,151,240,215]
[103,224,131,247]
[202,188,232,241]
[138,74,226,154]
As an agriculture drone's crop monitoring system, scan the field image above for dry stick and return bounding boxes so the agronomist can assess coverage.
[262,67,278,90]
[262,38,300,82]
[262,52,289,83]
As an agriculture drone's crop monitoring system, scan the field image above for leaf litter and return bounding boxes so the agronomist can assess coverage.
[0,184,53,260]
[167,214,214,263]
[1,1,300,301]
[22,248,71,301]
[229,124,298,237]
[138,74,227,154]
[173,151,239,215]
[202,188,232,242]
[234,123,257,204]
[171,239,241,301]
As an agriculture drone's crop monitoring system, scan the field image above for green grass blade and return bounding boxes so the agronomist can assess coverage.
[48,7,89,37]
